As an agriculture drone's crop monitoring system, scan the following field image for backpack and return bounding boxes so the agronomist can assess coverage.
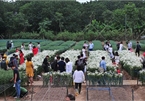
[8,58,14,67]
[77,59,85,69]
[1,60,7,70]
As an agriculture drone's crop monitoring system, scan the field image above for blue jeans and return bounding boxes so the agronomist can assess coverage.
[15,80,21,98]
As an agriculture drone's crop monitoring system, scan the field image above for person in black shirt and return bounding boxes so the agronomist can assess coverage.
[51,56,60,71]
[10,64,21,98]
[58,57,66,72]
[42,55,50,73]
[135,41,141,57]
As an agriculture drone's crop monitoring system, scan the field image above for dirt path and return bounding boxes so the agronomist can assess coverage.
[75,85,86,101]
[68,84,86,101]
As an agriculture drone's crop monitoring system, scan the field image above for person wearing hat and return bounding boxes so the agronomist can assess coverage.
[140,52,145,69]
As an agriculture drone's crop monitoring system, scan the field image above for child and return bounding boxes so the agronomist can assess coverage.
[116,67,121,74]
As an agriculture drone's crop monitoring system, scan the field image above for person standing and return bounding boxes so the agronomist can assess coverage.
[32,46,38,56]
[119,41,123,51]
[10,40,14,49]
[116,41,120,50]
[6,41,11,50]
[28,42,33,51]
[10,64,21,98]
[51,56,60,72]
[140,52,145,69]
[83,41,88,50]
[65,58,73,74]
[21,43,25,50]
[73,66,85,95]
[37,42,41,52]
[127,40,132,50]
[99,56,106,72]
[108,45,114,59]
[104,42,109,51]
[1,57,7,70]
[135,41,141,57]
[42,55,50,73]
[82,46,86,59]
[13,55,19,69]
[26,57,34,85]
[58,57,66,73]
[114,52,120,65]
[19,50,24,65]
[88,41,94,51]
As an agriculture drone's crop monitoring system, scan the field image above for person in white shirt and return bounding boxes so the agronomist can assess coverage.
[108,45,114,59]
[28,42,33,51]
[82,46,86,59]
[104,42,109,51]
[10,40,14,49]
[21,43,25,50]
[115,52,120,65]
[65,58,73,74]
[127,40,132,50]
[83,41,88,50]
[73,66,85,95]
[119,41,123,51]
[88,41,94,51]
[37,42,41,52]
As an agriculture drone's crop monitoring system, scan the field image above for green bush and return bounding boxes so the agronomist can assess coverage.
[0,70,13,85]
[12,32,40,39]
[92,40,103,50]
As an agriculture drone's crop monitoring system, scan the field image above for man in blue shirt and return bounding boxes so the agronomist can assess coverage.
[98,56,106,85]
[89,41,94,51]
[100,56,106,72]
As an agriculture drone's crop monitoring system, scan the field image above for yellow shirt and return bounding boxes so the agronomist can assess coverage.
[26,61,34,77]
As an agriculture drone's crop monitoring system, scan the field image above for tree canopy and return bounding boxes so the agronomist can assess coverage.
[1,0,145,40]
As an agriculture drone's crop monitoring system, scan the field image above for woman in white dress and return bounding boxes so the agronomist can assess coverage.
[119,41,123,51]
[82,46,86,58]
[28,42,33,51]
[115,52,120,65]
[21,43,25,50]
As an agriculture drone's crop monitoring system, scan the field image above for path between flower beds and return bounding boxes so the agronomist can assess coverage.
[30,80,142,101]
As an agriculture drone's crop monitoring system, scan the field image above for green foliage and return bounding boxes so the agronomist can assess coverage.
[0,69,26,86]
[36,66,43,75]
[24,53,34,59]
[0,70,13,85]
[12,32,39,39]
[72,40,84,50]
[92,40,103,50]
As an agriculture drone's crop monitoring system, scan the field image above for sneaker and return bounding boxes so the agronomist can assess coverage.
[13,84,15,87]
[75,92,79,96]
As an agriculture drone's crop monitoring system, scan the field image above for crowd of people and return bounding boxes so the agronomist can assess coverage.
[0,40,145,100]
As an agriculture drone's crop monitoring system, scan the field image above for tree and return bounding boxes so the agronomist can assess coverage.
[38,18,52,39]
[54,12,64,32]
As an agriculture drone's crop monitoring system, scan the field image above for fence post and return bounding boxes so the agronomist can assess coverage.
[137,72,138,85]
[4,85,6,101]
[132,89,134,101]
[86,87,88,101]
[31,86,34,101]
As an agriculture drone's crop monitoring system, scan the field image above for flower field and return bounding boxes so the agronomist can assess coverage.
[119,50,142,77]
[1,39,145,86]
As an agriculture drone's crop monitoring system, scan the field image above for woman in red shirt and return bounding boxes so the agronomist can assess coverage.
[19,50,24,64]
[32,46,38,56]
